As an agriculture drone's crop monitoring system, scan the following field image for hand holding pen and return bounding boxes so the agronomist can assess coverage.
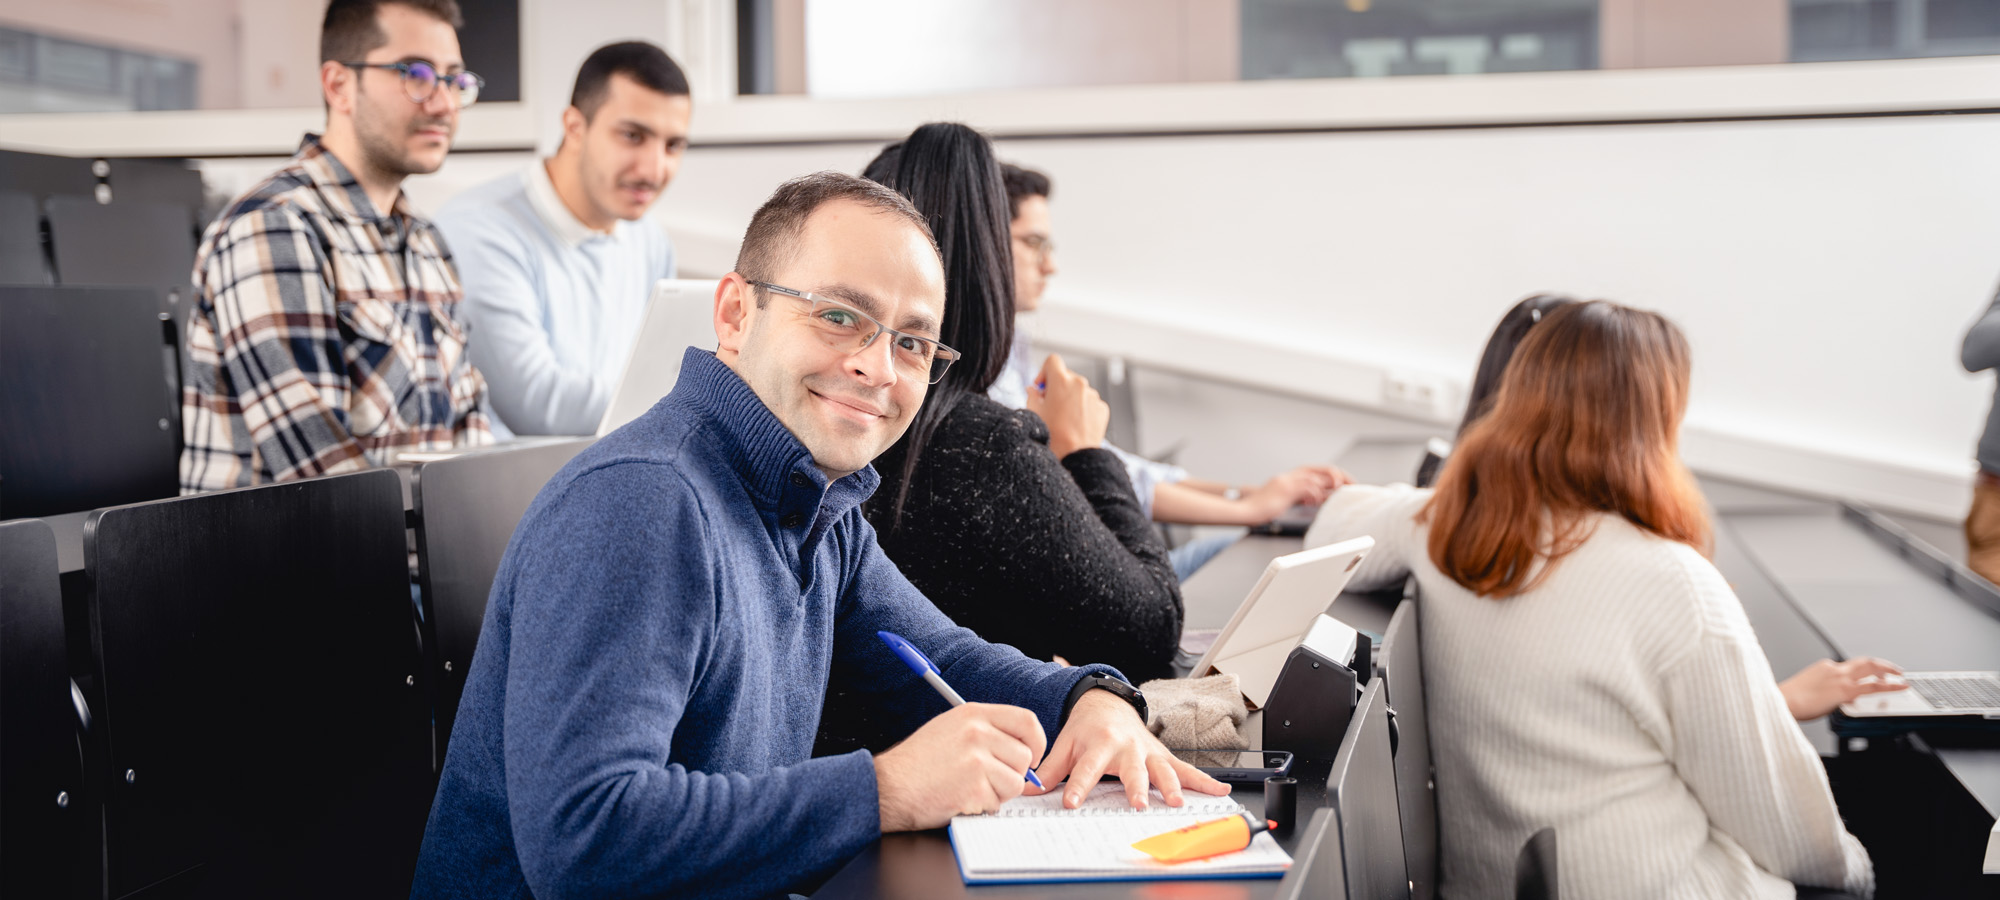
[869,631,1052,832]
[878,631,1043,788]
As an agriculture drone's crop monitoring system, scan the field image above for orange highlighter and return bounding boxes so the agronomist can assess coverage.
[1132,813,1278,864]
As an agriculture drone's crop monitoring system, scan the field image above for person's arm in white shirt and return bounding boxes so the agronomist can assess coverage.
[1303,483,1426,591]
[443,217,611,436]
[1659,562,1874,896]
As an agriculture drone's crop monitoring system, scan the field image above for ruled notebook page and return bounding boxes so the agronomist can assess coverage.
[947,785,1292,882]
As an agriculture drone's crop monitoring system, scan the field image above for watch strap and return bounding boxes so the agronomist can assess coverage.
[1060,674,1149,729]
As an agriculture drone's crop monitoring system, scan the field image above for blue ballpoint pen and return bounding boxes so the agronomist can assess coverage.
[877,630,1046,788]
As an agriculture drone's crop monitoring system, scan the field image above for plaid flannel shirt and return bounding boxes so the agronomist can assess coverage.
[181,134,490,492]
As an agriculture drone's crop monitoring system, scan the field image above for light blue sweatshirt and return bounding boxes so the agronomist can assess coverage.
[434,162,674,436]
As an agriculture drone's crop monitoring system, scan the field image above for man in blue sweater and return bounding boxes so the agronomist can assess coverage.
[410,172,1226,900]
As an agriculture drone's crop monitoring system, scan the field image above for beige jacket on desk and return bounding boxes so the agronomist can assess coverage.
[1305,483,1873,900]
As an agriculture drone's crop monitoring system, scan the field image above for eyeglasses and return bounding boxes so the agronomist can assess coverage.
[1014,233,1055,259]
[341,60,484,108]
[752,281,960,384]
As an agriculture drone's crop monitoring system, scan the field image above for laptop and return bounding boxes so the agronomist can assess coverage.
[596,278,722,436]
[1840,670,2000,719]
[1192,536,1375,708]
[395,279,720,466]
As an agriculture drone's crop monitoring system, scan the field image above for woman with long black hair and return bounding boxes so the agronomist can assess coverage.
[851,123,1183,685]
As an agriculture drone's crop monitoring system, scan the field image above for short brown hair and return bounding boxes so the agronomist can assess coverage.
[733,172,940,298]
[321,0,464,64]
[1420,300,1709,597]
[571,42,690,120]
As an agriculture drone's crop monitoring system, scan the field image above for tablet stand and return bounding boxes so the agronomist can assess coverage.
[1262,637,1368,762]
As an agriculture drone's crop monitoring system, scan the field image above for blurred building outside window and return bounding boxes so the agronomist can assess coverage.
[0,0,518,115]
[743,0,2000,98]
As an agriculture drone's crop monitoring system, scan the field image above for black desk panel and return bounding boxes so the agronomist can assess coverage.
[85,469,429,899]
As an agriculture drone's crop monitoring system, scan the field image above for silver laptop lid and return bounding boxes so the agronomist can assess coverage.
[597,278,721,436]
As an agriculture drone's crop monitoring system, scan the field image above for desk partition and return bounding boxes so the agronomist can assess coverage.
[1380,600,1437,900]
[84,469,428,898]
[412,438,594,765]
[1315,678,1412,899]
[0,518,91,899]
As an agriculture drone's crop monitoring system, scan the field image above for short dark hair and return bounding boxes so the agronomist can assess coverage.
[1000,163,1051,221]
[570,41,691,120]
[733,172,939,298]
[320,0,463,64]
[861,123,1017,530]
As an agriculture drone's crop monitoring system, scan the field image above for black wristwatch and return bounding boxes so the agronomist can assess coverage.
[1060,674,1149,728]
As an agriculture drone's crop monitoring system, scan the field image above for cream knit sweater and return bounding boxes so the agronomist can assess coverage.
[1305,484,1872,900]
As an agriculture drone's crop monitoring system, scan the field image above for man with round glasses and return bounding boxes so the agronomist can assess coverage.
[182,0,489,490]
[413,172,1226,899]
[436,42,690,437]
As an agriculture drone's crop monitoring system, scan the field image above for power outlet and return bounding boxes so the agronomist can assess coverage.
[1382,370,1452,420]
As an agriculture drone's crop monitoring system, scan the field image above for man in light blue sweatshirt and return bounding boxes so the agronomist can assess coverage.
[410,172,1227,900]
[435,41,688,436]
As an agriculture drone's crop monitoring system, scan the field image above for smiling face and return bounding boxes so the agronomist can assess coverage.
[337,3,463,179]
[564,73,692,228]
[714,198,948,478]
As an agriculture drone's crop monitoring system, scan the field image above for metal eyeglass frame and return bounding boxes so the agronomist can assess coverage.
[340,61,484,108]
[751,281,961,384]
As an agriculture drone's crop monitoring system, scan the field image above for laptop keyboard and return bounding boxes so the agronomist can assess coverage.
[1909,675,2000,710]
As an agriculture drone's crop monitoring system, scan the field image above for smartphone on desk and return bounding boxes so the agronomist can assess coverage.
[1167,749,1294,784]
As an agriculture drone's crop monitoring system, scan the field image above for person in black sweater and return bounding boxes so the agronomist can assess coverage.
[844,123,1183,691]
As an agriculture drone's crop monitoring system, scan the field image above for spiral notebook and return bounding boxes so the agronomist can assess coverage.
[947,784,1293,884]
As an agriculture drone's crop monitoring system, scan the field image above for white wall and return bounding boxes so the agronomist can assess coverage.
[183,53,2000,523]
[804,0,1237,99]
[619,115,1991,519]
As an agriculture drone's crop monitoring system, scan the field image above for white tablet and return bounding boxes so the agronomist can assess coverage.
[1191,536,1375,708]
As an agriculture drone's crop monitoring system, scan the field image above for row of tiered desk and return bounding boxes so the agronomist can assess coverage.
[7,426,1996,898]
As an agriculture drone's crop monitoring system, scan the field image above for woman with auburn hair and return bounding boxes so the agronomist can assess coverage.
[1306,301,1879,900]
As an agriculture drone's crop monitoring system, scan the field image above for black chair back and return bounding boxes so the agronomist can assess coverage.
[0,285,179,518]
[1381,598,1439,899]
[412,439,593,764]
[0,518,93,898]
[83,469,429,898]
[1515,827,1558,900]
[0,149,96,199]
[45,195,195,287]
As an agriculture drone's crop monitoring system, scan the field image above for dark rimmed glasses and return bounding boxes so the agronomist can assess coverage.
[341,61,484,108]
[752,281,960,384]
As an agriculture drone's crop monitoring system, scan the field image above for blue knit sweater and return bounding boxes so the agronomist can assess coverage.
[410,349,1114,900]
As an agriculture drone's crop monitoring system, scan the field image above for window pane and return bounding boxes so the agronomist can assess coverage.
[1793,0,2000,62]
[0,0,518,115]
[1242,0,1598,80]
